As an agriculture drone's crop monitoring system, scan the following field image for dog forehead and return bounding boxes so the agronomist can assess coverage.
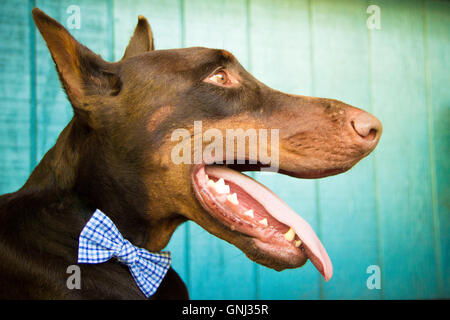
[164,46,236,63]
[124,47,237,72]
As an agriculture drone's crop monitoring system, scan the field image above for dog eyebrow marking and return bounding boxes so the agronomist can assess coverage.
[220,50,234,59]
[147,105,175,133]
[214,49,236,65]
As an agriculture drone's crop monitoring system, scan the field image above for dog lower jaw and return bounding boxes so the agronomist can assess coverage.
[191,164,333,280]
[251,239,308,271]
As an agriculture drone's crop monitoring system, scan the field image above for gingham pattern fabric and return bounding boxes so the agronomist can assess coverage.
[78,209,171,297]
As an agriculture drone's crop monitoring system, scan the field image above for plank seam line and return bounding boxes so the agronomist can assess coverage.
[421,0,443,297]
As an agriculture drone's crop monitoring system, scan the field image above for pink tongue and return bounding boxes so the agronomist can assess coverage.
[206,166,333,281]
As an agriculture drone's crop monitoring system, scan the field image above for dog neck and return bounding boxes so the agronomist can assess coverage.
[16,117,152,248]
[10,116,183,256]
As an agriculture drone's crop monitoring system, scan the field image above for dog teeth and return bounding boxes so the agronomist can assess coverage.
[215,184,230,194]
[294,240,302,247]
[243,209,254,218]
[205,174,209,181]
[207,179,216,189]
[259,218,268,226]
[284,228,295,242]
[226,193,239,205]
[214,178,230,194]
[207,177,230,194]
[216,178,225,187]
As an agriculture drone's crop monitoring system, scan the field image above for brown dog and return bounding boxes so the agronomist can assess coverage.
[0,8,381,299]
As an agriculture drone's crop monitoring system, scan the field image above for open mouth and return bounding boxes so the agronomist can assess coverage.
[191,163,333,281]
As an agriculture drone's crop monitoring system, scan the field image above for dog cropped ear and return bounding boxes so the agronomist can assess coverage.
[121,15,154,60]
[32,8,121,124]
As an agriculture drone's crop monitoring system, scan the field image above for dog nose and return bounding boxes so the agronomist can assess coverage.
[351,111,382,143]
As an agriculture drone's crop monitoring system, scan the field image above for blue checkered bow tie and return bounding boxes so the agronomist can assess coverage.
[78,209,171,298]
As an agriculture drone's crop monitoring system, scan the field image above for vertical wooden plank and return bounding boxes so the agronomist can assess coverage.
[424,0,450,298]
[249,0,321,299]
[310,0,380,299]
[183,0,255,299]
[35,0,112,162]
[0,1,31,194]
[183,0,249,65]
[112,0,189,285]
[371,0,439,299]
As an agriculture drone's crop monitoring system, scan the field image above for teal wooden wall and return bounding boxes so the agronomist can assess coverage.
[0,0,448,299]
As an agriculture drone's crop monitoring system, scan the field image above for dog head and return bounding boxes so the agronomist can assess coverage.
[33,8,381,281]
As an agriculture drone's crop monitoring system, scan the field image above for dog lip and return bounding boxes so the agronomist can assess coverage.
[252,238,308,269]
[225,161,353,180]
[191,163,333,281]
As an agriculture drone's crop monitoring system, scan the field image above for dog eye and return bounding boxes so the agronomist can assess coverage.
[204,69,239,87]
[208,71,228,85]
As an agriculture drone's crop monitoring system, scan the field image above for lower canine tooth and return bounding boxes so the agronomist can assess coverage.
[244,209,254,218]
[294,240,302,247]
[284,228,295,242]
[259,218,268,226]
[226,193,239,205]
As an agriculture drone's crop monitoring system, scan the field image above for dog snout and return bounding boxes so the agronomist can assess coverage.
[349,110,382,147]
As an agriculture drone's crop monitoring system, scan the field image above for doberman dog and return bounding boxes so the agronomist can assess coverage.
[0,8,382,299]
